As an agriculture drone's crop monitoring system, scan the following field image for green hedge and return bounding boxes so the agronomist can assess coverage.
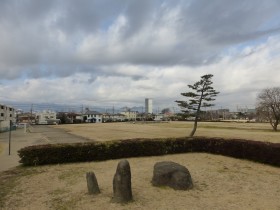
[18,137,280,167]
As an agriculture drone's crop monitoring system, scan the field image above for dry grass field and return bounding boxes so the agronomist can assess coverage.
[54,121,280,143]
[0,143,3,154]
[2,153,280,210]
[1,121,280,210]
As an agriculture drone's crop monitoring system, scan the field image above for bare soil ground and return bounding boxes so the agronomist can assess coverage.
[0,122,280,210]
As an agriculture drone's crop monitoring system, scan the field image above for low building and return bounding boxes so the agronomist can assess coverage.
[17,112,36,124]
[120,111,137,121]
[102,113,126,122]
[154,114,164,121]
[36,110,60,124]
[56,112,83,124]
[83,110,103,123]
[0,104,16,132]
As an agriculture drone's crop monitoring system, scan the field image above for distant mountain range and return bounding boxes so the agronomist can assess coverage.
[1,102,150,114]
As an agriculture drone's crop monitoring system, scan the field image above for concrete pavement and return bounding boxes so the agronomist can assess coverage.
[0,125,90,172]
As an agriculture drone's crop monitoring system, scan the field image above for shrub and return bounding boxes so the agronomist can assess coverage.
[18,137,280,167]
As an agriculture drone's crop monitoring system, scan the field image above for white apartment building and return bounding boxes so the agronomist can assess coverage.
[36,110,60,124]
[0,104,16,132]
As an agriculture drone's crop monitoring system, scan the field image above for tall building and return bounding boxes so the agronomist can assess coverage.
[145,98,153,114]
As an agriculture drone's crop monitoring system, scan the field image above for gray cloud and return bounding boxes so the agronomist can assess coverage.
[1,0,280,80]
[1,0,280,109]
[187,0,280,43]
[53,0,124,34]
[121,0,156,39]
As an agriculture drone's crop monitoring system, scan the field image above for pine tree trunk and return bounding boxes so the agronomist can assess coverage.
[189,118,198,137]
[189,89,204,137]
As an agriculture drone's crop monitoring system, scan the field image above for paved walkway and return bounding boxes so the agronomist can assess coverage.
[0,125,90,172]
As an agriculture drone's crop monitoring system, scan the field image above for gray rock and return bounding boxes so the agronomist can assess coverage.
[86,172,100,195]
[152,161,193,190]
[112,160,133,203]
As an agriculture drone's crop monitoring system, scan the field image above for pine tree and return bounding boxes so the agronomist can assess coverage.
[176,74,219,137]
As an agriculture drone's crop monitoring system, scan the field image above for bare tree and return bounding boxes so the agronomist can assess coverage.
[256,87,280,131]
[175,74,219,137]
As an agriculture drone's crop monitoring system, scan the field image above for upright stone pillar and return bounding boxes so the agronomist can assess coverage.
[86,171,100,195]
[112,160,133,203]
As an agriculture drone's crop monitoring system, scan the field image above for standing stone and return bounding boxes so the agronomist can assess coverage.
[86,172,100,195]
[152,161,193,190]
[112,160,133,203]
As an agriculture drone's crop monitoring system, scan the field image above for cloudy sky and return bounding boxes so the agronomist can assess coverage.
[1,0,280,111]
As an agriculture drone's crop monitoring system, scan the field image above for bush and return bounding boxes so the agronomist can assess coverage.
[18,137,280,167]
[190,137,280,166]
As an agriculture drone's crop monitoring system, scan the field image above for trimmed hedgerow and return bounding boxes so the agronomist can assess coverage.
[18,137,280,167]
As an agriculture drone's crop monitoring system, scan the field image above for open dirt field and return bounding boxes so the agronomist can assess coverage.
[0,122,280,210]
[53,121,280,143]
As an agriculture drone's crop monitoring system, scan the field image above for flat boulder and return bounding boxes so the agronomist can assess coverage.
[152,161,193,190]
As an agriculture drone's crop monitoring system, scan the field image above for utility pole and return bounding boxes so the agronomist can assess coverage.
[30,104,33,124]
[9,120,12,155]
